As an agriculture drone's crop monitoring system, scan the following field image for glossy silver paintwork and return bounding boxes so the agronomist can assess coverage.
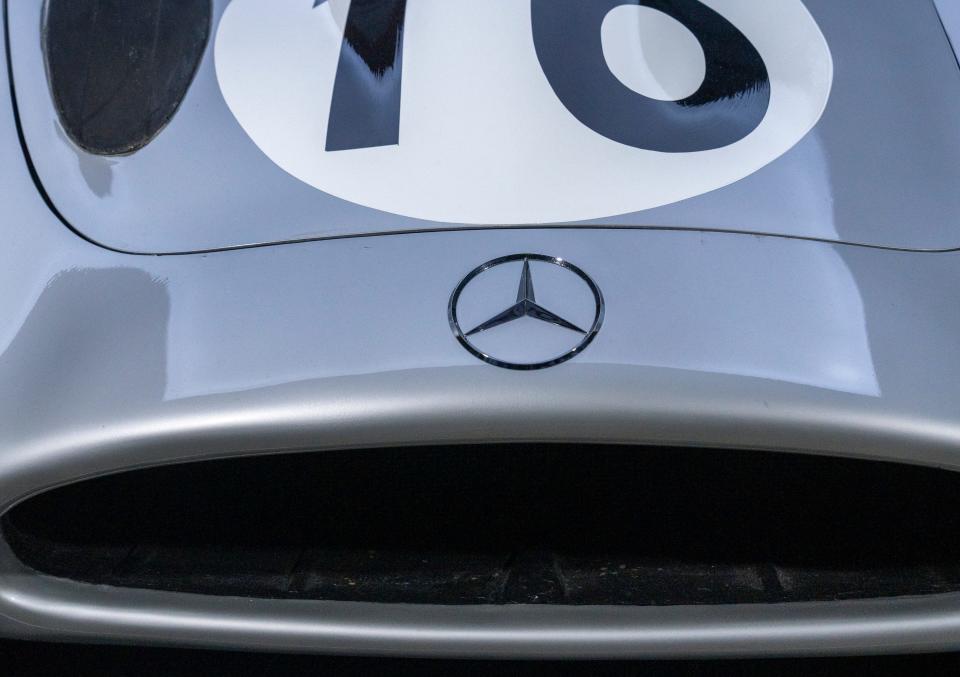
[7,0,960,253]
[936,0,960,51]
[5,1,960,660]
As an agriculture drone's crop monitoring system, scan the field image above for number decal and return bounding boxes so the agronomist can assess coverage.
[216,0,833,224]
[319,0,769,152]
[531,0,770,152]
[323,0,408,151]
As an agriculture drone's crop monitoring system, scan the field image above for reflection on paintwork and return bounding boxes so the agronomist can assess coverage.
[594,238,879,397]
[0,269,171,431]
[325,0,407,151]
[601,4,706,102]
[57,123,117,198]
[620,130,840,241]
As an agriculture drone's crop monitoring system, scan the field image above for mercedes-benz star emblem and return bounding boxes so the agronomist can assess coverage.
[448,254,604,370]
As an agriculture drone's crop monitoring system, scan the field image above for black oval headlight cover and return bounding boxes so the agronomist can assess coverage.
[43,0,211,155]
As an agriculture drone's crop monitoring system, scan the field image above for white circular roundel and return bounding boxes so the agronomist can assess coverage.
[215,0,833,224]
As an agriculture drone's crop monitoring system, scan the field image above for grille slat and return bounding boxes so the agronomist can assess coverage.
[5,444,960,605]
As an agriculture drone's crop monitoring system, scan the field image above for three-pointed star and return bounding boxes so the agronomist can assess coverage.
[465,259,587,337]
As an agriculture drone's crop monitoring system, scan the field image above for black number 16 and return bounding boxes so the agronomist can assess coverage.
[320,0,770,153]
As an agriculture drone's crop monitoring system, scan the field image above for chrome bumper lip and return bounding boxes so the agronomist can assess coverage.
[5,362,960,510]
[5,557,960,659]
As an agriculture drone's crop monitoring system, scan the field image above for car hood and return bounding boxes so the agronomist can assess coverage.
[6,0,960,254]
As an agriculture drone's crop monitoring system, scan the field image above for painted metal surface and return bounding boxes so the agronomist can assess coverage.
[936,0,960,54]
[6,0,960,659]
[7,0,960,253]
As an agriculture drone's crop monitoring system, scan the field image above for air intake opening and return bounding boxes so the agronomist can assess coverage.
[4,445,960,605]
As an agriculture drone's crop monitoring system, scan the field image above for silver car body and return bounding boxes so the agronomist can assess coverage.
[2,0,960,659]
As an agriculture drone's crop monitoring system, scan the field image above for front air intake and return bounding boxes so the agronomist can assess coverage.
[4,445,960,605]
